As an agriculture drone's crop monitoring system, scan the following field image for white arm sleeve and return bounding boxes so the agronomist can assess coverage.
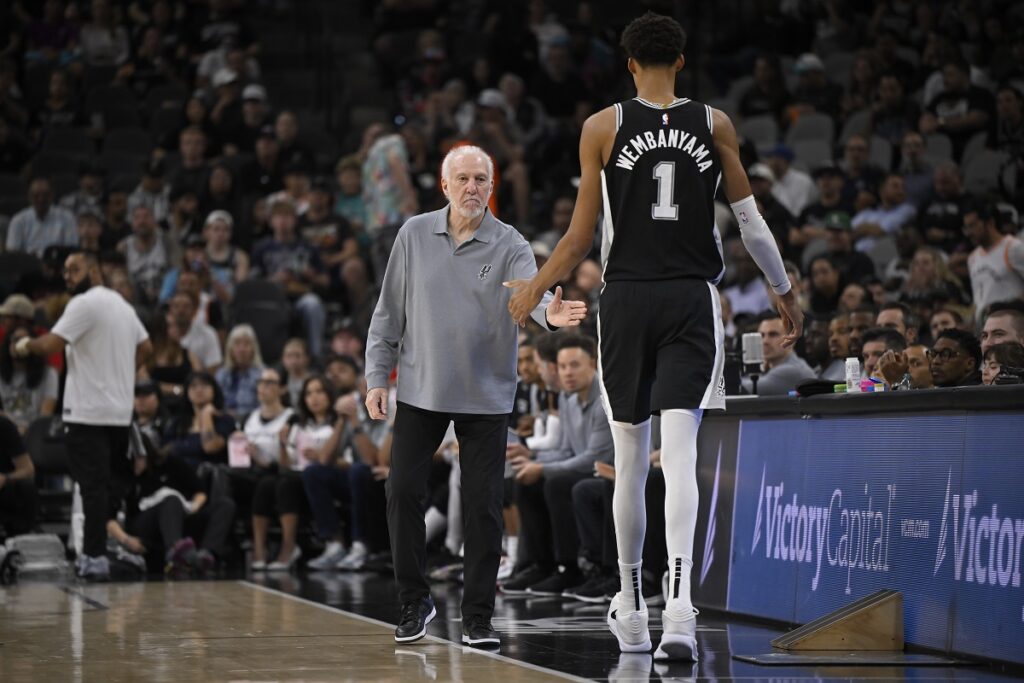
[730,194,792,295]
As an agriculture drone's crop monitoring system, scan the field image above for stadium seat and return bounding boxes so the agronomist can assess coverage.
[963,150,1012,195]
[736,114,778,147]
[144,84,188,115]
[725,75,754,108]
[824,52,855,89]
[84,84,136,116]
[40,128,95,161]
[924,134,953,163]
[31,152,79,177]
[0,174,26,199]
[868,135,893,171]
[103,127,153,155]
[791,140,833,171]
[839,108,871,144]
[50,172,79,199]
[150,107,185,144]
[0,251,43,299]
[785,112,835,146]
[706,97,738,120]
[24,416,72,527]
[101,103,143,129]
[960,131,988,166]
[82,64,118,92]
[232,279,291,363]
[0,197,24,221]
[98,150,148,179]
[23,62,53,110]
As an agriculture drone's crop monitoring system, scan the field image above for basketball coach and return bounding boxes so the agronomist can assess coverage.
[364,145,586,648]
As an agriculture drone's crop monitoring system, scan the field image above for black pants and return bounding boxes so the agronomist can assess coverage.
[252,471,307,517]
[0,478,38,537]
[129,496,237,572]
[65,423,131,558]
[387,401,508,619]
[515,469,590,570]
[572,477,617,569]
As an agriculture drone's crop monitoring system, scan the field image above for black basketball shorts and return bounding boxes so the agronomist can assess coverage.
[597,278,725,424]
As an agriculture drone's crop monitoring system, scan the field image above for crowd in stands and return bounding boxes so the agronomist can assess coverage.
[0,0,1022,589]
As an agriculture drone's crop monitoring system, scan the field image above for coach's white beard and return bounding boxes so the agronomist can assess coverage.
[453,201,487,220]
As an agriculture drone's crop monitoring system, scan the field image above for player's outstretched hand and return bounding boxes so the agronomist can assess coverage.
[503,278,543,327]
[543,286,587,328]
[776,290,804,348]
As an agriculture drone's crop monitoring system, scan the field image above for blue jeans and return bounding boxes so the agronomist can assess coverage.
[302,461,370,543]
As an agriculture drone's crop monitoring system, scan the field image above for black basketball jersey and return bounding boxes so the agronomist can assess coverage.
[600,97,724,283]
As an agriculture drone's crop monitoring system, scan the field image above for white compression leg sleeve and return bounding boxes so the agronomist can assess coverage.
[611,419,651,607]
[660,408,703,611]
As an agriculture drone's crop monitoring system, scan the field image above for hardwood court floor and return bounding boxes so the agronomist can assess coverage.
[0,580,580,683]
[3,574,1023,682]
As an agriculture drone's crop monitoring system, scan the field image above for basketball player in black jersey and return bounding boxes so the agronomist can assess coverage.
[506,12,802,660]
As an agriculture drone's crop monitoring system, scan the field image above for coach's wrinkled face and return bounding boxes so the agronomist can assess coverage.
[442,151,492,220]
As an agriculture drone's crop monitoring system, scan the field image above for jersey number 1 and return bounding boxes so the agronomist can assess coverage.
[651,161,678,221]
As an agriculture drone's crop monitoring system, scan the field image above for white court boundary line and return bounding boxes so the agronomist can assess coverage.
[239,581,594,683]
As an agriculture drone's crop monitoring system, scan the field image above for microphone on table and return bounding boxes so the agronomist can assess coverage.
[741,332,764,395]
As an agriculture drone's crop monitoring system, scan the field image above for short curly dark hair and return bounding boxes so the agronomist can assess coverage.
[620,11,686,67]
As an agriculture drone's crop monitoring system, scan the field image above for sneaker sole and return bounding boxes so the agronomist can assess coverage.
[394,606,436,643]
[525,587,568,597]
[462,634,500,647]
[498,586,534,596]
[564,592,610,604]
[653,633,698,661]
[607,613,652,653]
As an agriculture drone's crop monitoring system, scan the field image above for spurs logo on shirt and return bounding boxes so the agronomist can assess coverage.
[478,264,492,281]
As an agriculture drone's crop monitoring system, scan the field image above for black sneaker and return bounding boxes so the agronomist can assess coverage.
[394,597,436,643]
[462,615,500,648]
[527,569,582,597]
[500,564,548,595]
[564,574,614,603]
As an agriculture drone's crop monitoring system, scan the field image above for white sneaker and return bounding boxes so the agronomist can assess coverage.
[250,558,267,571]
[307,542,347,571]
[607,592,651,653]
[654,604,699,661]
[336,541,367,570]
[267,546,301,572]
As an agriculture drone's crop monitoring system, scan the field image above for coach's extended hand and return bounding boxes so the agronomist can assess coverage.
[504,283,587,328]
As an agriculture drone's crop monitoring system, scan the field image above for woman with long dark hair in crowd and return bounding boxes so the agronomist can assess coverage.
[0,326,58,433]
[138,313,201,414]
[161,372,236,471]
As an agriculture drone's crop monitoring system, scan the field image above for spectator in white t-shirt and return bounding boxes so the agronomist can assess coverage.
[5,177,78,257]
[169,291,223,371]
[764,144,817,218]
[14,252,151,581]
[964,204,1024,315]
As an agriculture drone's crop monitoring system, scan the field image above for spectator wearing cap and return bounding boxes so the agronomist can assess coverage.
[203,210,249,297]
[742,311,816,395]
[251,201,328,358]
[298,179,359,297]
[793,162,853,259]
[6,177,77,257]
[275,110,314,170]
[266,161,311,216]
[765,144,816,218]
[59,164,105,219]
[964,204,1024,315]
[898,132,934,209]
[168,289,222,372]
[197,33,260,89]
[0,324,58,433]
[216,324,264,419]
[927,328,983,388]
[822,211,878,282]
[209,67,243,135]
[240,125,284,199]
[118,204,179,306]
[128,159,171,223]
[464,89,532,226]
[851,173,917,252]
[222,83,271,155]
[919,57,996,162]
[747,163,796,260]
[116,24,176,99]
[333,155,367,234]
[918,161,968,255]
[839,134,885,210]
[789,52,843,120]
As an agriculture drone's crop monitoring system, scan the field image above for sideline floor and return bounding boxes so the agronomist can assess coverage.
[1,573,1021,682]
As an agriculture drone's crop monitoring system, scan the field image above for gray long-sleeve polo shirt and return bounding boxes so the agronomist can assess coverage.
[365,206,552,414]
[535,378,613,476]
